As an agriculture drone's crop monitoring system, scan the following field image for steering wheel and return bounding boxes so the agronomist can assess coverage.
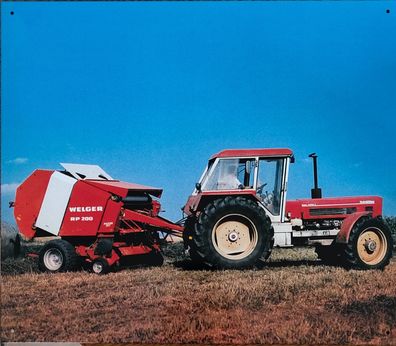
[256,182,267,194]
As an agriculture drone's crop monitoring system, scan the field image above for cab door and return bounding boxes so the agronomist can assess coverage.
[255,157,290,222]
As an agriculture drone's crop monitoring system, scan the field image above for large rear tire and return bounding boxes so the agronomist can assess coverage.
[343,217,393,270]
[190,196,273,269]
[38,239,78,273]
[184,216,205,263]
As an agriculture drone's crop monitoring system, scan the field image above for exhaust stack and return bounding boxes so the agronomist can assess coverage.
[309,153,322,199]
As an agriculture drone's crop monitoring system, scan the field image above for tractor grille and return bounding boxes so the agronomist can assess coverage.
[309,207,357,216]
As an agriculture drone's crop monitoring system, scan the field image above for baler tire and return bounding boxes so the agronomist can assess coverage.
[91,258,110,275]
[190,196,273,269]
[343,216,393,270]
[94,238,113,256]
[38,239,78,273]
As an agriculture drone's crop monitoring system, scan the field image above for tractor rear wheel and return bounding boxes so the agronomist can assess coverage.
[38,239,78,273]
[190,196,273,269]
[344,217,393,270]
[184,216,205,263]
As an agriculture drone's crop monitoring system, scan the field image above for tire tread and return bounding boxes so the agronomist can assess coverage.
[38,239,78,273]
[343,216,393,270]
[190,197,274,269]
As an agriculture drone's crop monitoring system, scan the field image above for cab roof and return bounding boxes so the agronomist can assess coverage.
[210,148,294,160]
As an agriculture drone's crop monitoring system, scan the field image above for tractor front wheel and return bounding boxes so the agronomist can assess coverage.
[190,196,273,269]
[344,217,393,270]
[38,239,78,273]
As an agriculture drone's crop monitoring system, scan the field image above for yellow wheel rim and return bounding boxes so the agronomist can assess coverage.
[357,227,387,265]
[212,214,258,260]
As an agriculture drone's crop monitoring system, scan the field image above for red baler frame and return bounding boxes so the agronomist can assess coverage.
[14,166,183,268]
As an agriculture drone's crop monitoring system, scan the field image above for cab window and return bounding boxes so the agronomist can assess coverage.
[202,159,254,191]
[256,159,284,215]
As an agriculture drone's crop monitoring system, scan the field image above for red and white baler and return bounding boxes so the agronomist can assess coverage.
[13,163,183,273]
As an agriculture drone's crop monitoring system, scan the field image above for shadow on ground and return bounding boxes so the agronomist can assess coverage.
[172,258,331,270]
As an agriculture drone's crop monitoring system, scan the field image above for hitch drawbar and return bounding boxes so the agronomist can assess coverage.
[13,163,184,273]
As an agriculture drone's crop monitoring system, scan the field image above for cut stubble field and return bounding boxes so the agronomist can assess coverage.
[1,244,395,344]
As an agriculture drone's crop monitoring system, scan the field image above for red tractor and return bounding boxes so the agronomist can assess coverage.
[182,148,393,270]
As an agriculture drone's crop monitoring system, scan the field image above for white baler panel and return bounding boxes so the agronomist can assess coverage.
[36,172,77,235]
[60,163,113,180]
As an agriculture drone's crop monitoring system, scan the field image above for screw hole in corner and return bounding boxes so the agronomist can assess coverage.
[10,11,14,15]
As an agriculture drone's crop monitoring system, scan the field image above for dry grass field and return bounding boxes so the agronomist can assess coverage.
[1,242,395,345]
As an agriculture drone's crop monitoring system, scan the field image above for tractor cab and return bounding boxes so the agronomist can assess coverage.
[184,148,294,221]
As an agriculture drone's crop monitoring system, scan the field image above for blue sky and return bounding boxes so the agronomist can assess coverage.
[1,1,396,224]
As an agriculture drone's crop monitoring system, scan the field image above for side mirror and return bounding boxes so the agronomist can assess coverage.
[195,182,202,193]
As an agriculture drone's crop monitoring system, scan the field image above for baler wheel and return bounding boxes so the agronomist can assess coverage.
[344,217,393,270]
[38,239,78,273]
[92,258,110,275]
[190,196,273,269]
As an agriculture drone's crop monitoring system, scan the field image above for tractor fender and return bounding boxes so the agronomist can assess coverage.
[335,211,371,244]
[184,191,258,215]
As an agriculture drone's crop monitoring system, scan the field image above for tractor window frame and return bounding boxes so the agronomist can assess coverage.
[199,157,257,192]
[256,158,284,216]
[254,156,290,221]
[194,155,291,221]
[192,160,214,195]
